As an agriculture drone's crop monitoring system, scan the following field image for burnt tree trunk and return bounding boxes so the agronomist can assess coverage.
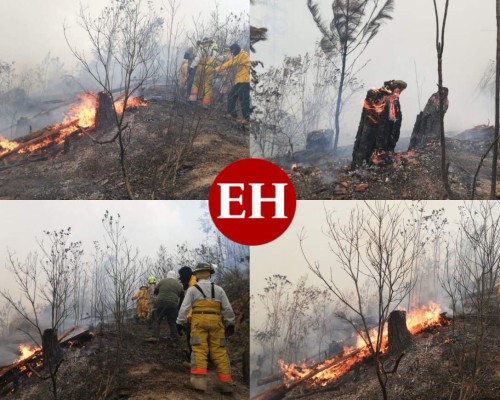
[351,80,407,169]
[408,89,449,150]
[42,329,63,369]
[94,91,115,130]
[388,310,414,356]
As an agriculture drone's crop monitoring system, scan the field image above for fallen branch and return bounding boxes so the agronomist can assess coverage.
[0,120,80,162]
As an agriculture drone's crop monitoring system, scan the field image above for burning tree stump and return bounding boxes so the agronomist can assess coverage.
[351,80,407,169]
[388,310,414,356]
[42,329,63,370]
[408,88,449,150]
[94,91,115,130]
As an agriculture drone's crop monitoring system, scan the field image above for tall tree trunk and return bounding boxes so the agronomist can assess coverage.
[333,39,348,154]
[434,0,451,197]
[491,0,500,199]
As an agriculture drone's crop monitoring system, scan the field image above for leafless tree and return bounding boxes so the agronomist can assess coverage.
[299,201,425,400]
[307,0,395,153]
[491,1,500,198]
[0,302,12,339]
[447,202,500,399]
[163,0,183,83]
[0,228,83,399]
[254,275,320,375]
[100,211,143,341]
[309,288,334,360]
[64,0,163,198]
[432,0,452,197]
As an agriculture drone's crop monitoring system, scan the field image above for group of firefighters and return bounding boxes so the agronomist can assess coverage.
[131,262,236,393]
[178,37,251,126]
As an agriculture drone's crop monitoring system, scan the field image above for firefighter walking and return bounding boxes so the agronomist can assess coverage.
[176,262,236,393]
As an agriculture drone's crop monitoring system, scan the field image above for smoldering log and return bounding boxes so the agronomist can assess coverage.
[388,310,415,356]
[351,80,407,169]
[0,326,93,393]
[94,91,115,130]
[408,88,449,150]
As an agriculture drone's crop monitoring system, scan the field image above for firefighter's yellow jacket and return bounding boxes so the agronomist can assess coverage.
[216,49,250,84]
[132,287,149,319]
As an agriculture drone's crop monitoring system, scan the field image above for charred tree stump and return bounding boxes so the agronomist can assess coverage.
[306,129,334,151]
[42,329,63,371]
[388,310,414,356]
[94,91,115,130]
[351,80,407,169]
[408,88,449,150]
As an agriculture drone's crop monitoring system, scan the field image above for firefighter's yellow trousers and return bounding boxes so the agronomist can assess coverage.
[136,299,148,319]
[190,300,232,382]
[189,65,214,106]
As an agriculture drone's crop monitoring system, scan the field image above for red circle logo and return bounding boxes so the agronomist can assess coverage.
[209,159,296,246]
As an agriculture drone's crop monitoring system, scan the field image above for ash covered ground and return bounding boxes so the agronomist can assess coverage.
[4,318,249,400]
[273,126,497,200]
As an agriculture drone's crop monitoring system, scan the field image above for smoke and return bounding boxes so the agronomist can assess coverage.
[252,0,496,150]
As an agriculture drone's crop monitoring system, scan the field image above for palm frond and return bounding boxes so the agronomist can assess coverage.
[363,0,395,44]
[307,0,332,41]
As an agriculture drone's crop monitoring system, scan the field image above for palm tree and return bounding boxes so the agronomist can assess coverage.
[307,0,395,153]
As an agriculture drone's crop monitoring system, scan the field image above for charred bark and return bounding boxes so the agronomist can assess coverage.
[408,88,449,150]
[42,329,63,370]
[387,310,414,356]
[94,91,115,130]
[351,80,407,169]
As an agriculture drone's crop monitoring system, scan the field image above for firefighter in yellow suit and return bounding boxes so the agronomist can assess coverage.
[131,285,149,320]
[215,43,251,124]
[176,262,235,393]
[189,38,218,108]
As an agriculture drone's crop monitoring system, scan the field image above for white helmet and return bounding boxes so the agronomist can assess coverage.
[166,270,177,279]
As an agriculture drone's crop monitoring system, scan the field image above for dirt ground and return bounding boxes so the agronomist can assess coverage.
[8,319,249,400]
[0,94,249,199]
[272,127,498,200]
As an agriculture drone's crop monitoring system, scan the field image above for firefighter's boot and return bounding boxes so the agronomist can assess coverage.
[189,374,207,391]
[217,381,235,393]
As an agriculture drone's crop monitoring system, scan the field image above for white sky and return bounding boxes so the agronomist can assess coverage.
[252,0,496,145]
[0,200,210,299]
[250,200,465,328]
[0,0,249,69]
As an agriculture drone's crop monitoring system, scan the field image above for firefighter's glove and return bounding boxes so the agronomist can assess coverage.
[176,324,184,336]
[225,325,235,337]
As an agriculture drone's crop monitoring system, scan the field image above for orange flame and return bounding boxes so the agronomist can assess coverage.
[0,136,18,157]
[11,93,146,156]
[113,97,147,115]
[16,344,39,362]
[63,93,98,128]
[278,302,445,389]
